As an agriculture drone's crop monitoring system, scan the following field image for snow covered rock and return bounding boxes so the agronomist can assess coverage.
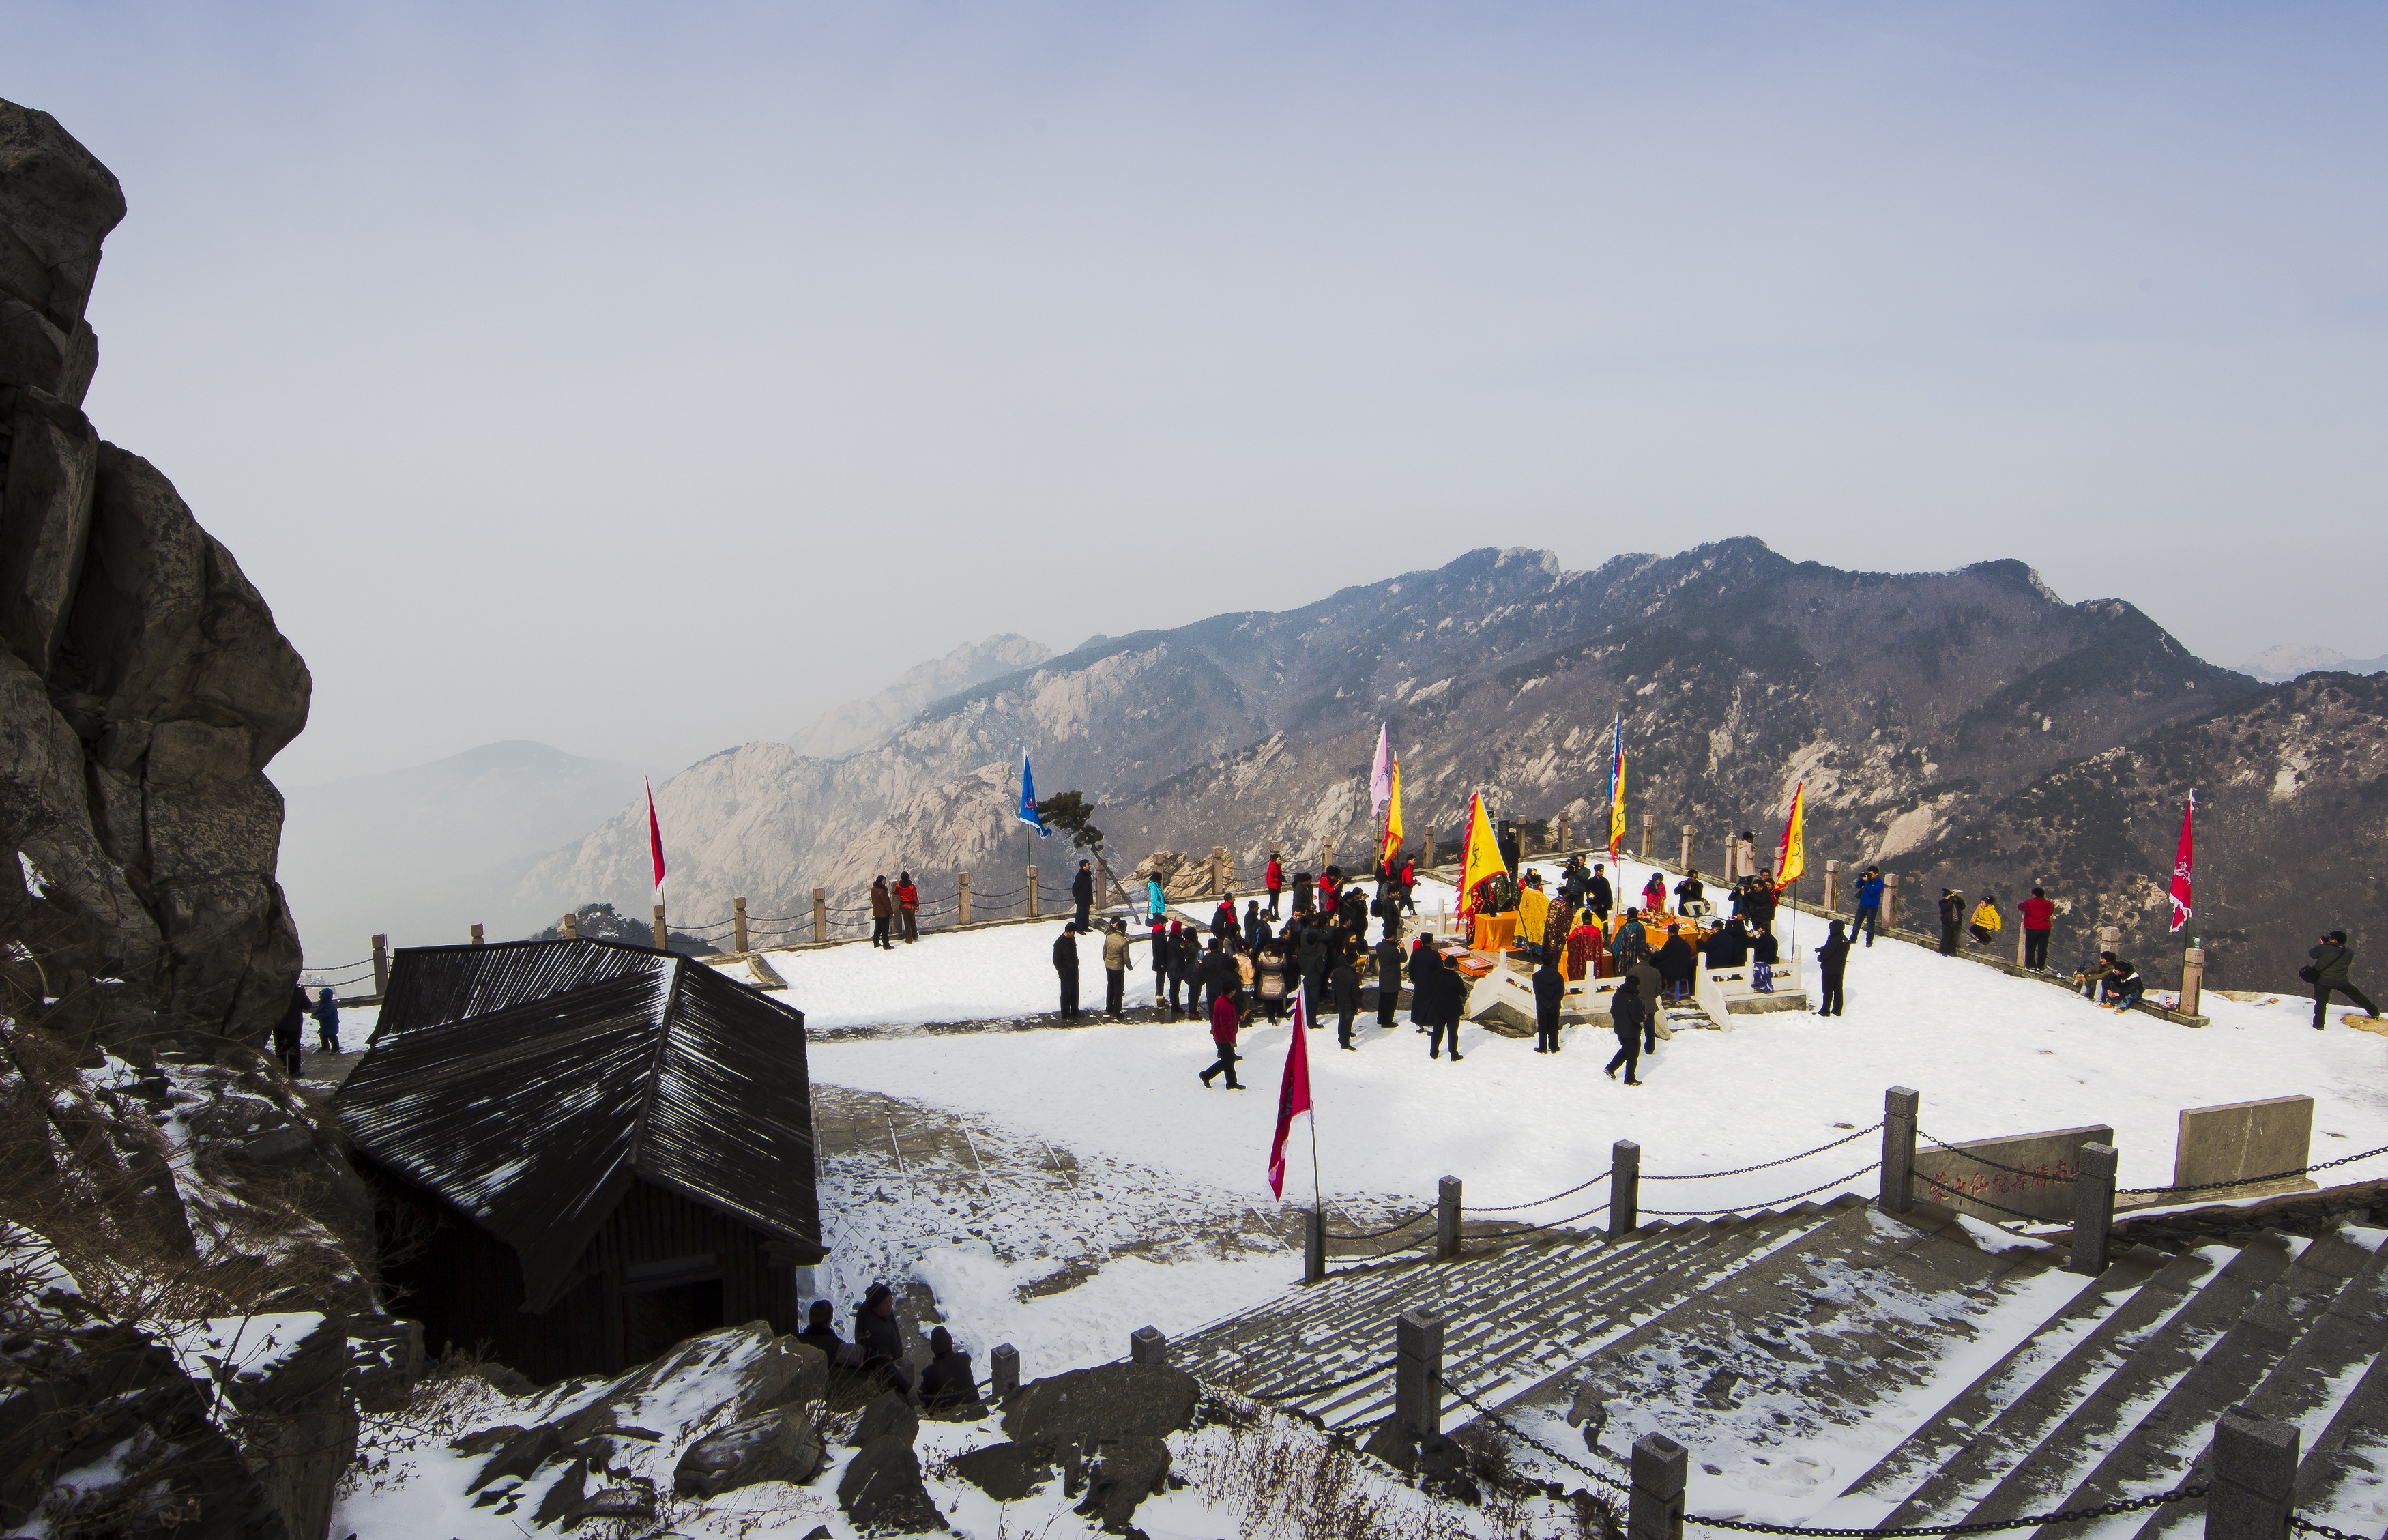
[838,1432,948,1532]
[1002,1363,1202,1448]
[851,1388,920,1448]
[674,1406,826,1496]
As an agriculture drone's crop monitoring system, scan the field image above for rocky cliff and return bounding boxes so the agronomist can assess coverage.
[0,98,310,1052]
[787,633,1052,760]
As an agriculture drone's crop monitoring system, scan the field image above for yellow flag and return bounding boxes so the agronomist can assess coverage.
[1460,792,1506,895]
[1777,781,1806,890]
[1379,756,1405,867]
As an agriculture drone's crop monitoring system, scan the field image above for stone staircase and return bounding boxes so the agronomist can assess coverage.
[1171,1197,1866,1427]
[1816,1225,2388,1536]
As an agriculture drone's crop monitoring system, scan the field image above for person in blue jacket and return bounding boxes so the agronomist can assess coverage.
[1852,866,1887,947]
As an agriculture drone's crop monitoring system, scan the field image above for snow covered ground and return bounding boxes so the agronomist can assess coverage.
[753,852,2388,1382]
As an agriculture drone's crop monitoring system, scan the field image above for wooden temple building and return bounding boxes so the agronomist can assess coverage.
[333,939,823,1382]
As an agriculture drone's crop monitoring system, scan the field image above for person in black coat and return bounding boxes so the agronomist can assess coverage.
[797,1300,856,1367]
[1204,937,1241,1012]
[1430,962,1468,1062]
[1298,924,1329,1020]
[1244,902,1271,953]
[1588,865,1614,922]
[855,1282,914,1394]
[1329,954,1360,1049]
[1704,919,1749,970]
[1815,920,1850,1017]
[1052,924,1082,1018]
[1532,956,1564,1054]
[2307,931,2379,1029]
[1937,889,1964,957]
[1605,974,1645,1084]
[1752,929,1779,967]
[1174,927,1202,1014]
[1374,935,1404,1026]
[1654,926,1695,1000]
[1408,938,1443,1035]
[274,985,307,1077]
[1072,860,1096,930]
[918,1327,980,1413]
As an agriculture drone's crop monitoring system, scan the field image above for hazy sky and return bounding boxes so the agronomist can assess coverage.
[13,3,2385,785]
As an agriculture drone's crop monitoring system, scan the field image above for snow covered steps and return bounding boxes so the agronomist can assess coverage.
[1170,1197,1860,1429]
[1816,1224,2388,1536]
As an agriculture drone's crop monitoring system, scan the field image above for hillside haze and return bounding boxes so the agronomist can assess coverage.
[511,540,2388,983]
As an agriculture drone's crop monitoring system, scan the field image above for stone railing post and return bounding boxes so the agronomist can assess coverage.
[812,887,828,943]
[1025,866,1039,918]
[2099,923,2121,958]
[1437,1176,1461,1261]
[2181,946,2206,1017]
[1629,1433,1688,1540]
[1677,824,1693,871]
[1823,858,1840,914]
[1394,1309,1444,1440]
[2018,916,2030,968]
[1557,811,1571,851]
[1304,1207,1326,1285]
[469,922,484,946]
[652,903,669,949]
[2204,1410,2298,1540]
[1609,1139,1640,1238]
[371,933,390,996]
[1321,839,1334,873]
[560,912,579,940]
[2070,1142,2117,1277]
[1882,873,1900,931]
[1640,812,1653,858]
[958,872,972,927]
[1421,825,1434,867]
[990,1343,1021,1401]
[733,897,748,955]
[1130,1325,1169,1365]
[1880,1086,1918,1215]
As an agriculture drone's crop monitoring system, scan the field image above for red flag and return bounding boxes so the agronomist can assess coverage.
[2167,793,2195,933]
[1266,991,1314,1200]
[645,779,668,895]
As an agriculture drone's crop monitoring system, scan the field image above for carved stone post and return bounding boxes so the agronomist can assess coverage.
[1436,1176,1461,1261]
[2181,946,2206,1017]
[1629,1434,1687,1540]
[1640,813,1653,858]
[2070,1142,2117,1277]
[469,923,484,946]
[1394,1309,1444,1440]
[1880,1086,1918,1216]
[1823,859,1841,914]
[812,886,828,942]
[1025,866,1039,919]
[371,933,390,996]
[652,903,669,949]
[958,872,972,927]
[1882,873,1900,931]
[1609,1139,1640,1238]
[1679,824,1693,871]
[733,897,748,955]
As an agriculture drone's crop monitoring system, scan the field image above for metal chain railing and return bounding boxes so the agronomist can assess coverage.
[1252,1359,1395,1402]
[1466,1171,1612,1215]
[1324,1208,1435,1243]
[1642,1162,1880,1217]
[1644,1123,1884,1182]
[1916,1174,2054,1225]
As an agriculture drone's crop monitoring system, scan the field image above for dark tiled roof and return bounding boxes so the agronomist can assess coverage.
[335,940,819,1309]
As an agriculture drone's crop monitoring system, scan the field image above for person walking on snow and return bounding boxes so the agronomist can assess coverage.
[1532,954,1564,1054]
[1815,920,1849,1016]
[2306,931,2379,1030]
[1937,888,1964,957]
[311,987,340,1054]
[1051,922,1082,1019]
[1397,856,1418,914]
[1072,860,1095,931]
[1266,854,1284,918]
[1429,957,1467,1062]
[1853,867,1885,946]
[1605,973,1646,1084]
[870,876,894,949]
[1375,933,1404,1027]
[1102,918,1131,1018]
[896,871,920,944]
[1967,892,2002,949]
[1199,989,1244,1088]
[2019,887,2056,971]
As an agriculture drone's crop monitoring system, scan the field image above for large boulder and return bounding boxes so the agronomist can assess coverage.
[0,97,309,1056]
[837,1436,947,1533]
[1001,1363,1201,1449]
[673,1408,824,1497]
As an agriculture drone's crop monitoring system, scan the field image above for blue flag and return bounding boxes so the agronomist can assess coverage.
[1019,753,1048,837]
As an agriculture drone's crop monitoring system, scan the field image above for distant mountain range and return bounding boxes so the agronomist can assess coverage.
[489,540,2388,986]
[2238,643,2388,683]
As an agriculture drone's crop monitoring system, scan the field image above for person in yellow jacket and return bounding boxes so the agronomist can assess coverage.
[1967,893,2005,948]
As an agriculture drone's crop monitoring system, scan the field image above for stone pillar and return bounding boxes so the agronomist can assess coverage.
[1823,859,1841,914]
[2181,946,2206,1017]
[812,887,828,943]
[733,897,748,955]
[1882,873,1900,931]
[2018,916,2030,968]
[1212,845,1230,894]
[1321,839,1334,874]
[1629,1434,1688,1540]
[1557,811,1571,851]
[958,872,972,927]
[2099,923,2121,958]
[1421,826,1434,867]
[469,923,484,946]
[1640,813,1653,858]
[1025,866,1039,918]
[1393,1309,1444,1440]
[2070,1142,2117,1277]
[990,1343,1021,1401]
[560,912,578,940]
[652,903,669,949]
[1304,1206,1326,1285]
[1679,824,1693,871]
[2204,1411,2299,1540]
[1129,1325,1169,1365]
[1609,1139,1640,1238]
[1880,1086,1919,1216]
[370,934,389,996]
[1436,1175,1461,1262]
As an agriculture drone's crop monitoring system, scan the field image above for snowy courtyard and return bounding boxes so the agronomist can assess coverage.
[729,854,2388,1382]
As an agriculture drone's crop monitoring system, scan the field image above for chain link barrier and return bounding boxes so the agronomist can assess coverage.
[1324,1208,1435,1243]
[1251,1358,1395,1402]
[1644,1123,1885,1182]
[1643,1163,1880,1217]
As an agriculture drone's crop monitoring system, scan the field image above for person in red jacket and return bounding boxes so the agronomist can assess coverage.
[2019,886,2056,972]
[894,871,920,944]
[1198,990,1244,1088]
[1265,855,1284,918]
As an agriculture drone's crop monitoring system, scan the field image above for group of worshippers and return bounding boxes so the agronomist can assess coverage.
[796,1282,982,1414]
[1192,865,1419,1088]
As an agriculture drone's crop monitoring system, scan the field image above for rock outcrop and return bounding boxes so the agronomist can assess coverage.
[0,96,309,1052]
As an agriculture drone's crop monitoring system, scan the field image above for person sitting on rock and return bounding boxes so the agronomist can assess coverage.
[917,1327,980,1413]
[799,1299,860,1367]
[855,1283,914,1395]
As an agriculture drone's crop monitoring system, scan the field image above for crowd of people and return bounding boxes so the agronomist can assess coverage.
[794,1281,982,1414]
